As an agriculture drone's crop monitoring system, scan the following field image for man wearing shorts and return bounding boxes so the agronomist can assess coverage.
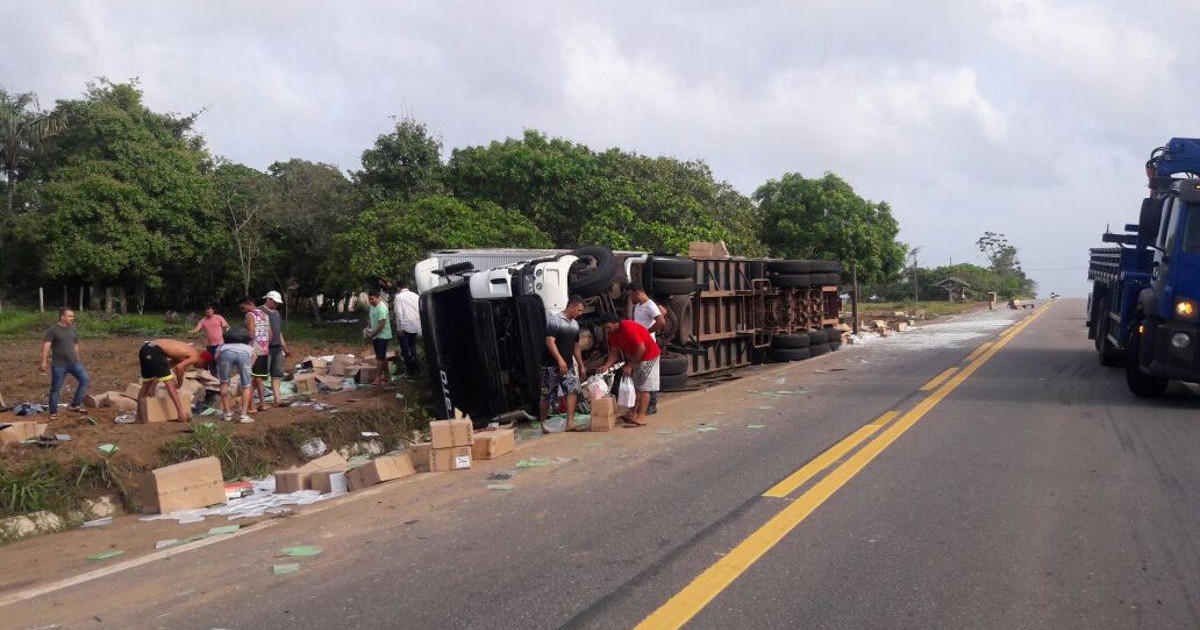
[539,296,586,432]
[137,338,209,423]
[366,290,392,386]
[240,296,272,412]
[596,313,660,427]
[630,283,666,414]
[262,291,290,406]
[215,338,255,423]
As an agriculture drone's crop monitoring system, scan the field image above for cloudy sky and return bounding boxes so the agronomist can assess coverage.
[6,0,1198,296]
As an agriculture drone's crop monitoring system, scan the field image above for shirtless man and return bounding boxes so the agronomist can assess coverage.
[136,339,210,422]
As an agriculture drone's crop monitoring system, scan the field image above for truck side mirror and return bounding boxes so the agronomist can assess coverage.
[1138,197,1163,244]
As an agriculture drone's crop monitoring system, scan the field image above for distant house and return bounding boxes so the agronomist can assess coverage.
[935,277,971,302]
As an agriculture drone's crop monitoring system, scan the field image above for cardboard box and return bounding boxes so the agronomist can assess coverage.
[429,419,473,448]
[139,391,194,423]
[471,429,515,460]
[108,393,137,412]
[430,446,472,471]
[124,383,142,399]
[293,372,318,395]
[310,468,349,494]
[356,364,379,383]
[328,354,357,377]
[316,374,345,392]
[589,396,618,432]
[139,457,226,514]
[84,392,110,409]
[273,452,349,493]
[346,452,416,490]
[0,421,45,445]
[409,442,432,471]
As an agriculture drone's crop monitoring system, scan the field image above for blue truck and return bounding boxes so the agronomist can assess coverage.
[1088,138,1200,396]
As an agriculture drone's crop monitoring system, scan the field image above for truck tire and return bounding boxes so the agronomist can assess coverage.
[767,260,815,274]
[648,256,696,280]
[748,261,766,281]
[1126,322,1168,397]
[769,347,811,362]
[568,246,618,297]
[1095,297,1122,367]
[822,328,842,344]
[766,272,814,288]
[771,333,811,349]
[659,352,689,377]
[660,372,689,391]
[809,342,830,357]
[648,277,697,295]
[810,260,842,274]
[813,273,841,286]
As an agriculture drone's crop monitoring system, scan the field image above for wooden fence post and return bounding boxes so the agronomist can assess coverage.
[38,287,44,313]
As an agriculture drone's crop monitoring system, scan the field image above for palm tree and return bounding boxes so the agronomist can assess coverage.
[0,88,65,215]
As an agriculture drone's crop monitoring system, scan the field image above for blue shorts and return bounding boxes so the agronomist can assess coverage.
[218,348,253,388]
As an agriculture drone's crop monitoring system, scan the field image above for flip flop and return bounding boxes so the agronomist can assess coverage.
[622,420,647,428]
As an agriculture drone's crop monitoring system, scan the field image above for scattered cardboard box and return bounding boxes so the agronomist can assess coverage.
[310,468,350,494]
[273,452,349,493]
[430,446,472,471]
[138,457,226,514]
[356,364,379,383]
[688,240,730,259]
[123,383,142,399]
[293,372,318,395]
[409,442,432,471]
[315,374,345,392]
[430,419,473,448]
[346,452,415,490]
[328,354,357,377]
[589,397,618,432]
[107,392,137,412]
[139,391,194,423]
[0,421,46,445]
[471,429,515,460]
[84,392,110,409]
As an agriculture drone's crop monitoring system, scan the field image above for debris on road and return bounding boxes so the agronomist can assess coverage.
[86,549,124,562]
[279,546,323,557]
[272,563,300,575]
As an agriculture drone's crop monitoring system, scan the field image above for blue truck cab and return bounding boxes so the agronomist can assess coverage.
[1087,138,1200,396]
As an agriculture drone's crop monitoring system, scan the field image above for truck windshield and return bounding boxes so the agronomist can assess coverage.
[1184,204,1200,252]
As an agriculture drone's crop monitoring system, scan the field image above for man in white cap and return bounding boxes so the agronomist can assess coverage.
[262,290,290,406]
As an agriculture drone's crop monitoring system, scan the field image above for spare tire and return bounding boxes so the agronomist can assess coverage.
[648,277,697,295]
[767,273,814,288]
[813,273,841,286]
[823,328,842,343]
[648,256,696,280]
[660,372,689,392]
[810,260,842,274]
[809,342,830,357]
[771,333,811,349]
[568,246,618,297]
[767,260,815,274]
[769,347,812,362]
[660,352,689,377]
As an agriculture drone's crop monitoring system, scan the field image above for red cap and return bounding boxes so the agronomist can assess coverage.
[199,350,213,366]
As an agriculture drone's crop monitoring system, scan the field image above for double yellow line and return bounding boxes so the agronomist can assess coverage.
[635,303,1051,629]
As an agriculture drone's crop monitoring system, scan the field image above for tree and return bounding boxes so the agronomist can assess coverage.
[976,231,1036,298]
[0,88,65,216]
[325,195,553,292]
[213,162,279,296]
[755,172,906,284]
[356,117,445,201]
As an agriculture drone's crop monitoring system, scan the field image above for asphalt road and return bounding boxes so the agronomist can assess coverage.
[10,298,1200,629]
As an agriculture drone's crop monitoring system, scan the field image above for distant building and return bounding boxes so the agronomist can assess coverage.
[934,277,971,302]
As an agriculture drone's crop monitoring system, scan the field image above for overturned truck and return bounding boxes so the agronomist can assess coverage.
[416,244,842,427]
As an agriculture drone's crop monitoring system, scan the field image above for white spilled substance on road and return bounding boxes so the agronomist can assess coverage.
[853,312,1022,353]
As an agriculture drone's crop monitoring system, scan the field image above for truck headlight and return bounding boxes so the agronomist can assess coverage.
[1176,298,1197,319]
[1172,332,1192,349]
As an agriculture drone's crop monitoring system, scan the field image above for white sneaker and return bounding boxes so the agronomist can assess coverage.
[222,413,233,422]
[238,414,254,424]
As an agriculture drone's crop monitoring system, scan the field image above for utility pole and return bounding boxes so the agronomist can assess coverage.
[851,262,860,334]
[909,247,922,304]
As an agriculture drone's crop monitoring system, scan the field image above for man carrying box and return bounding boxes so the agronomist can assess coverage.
[596,313,660,428]
[137,339,210,423]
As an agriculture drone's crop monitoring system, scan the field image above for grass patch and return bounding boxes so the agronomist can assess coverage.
[0,454,135,521]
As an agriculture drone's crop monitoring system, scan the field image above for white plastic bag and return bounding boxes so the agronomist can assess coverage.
[617,377,636,408]
[585,375,610,400]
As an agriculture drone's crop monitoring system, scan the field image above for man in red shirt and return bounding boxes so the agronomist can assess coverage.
[596,313,660,427]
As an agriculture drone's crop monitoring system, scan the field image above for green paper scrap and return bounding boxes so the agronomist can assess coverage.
[656,429,674,434]
[696,426,719,433]
[486,483,516,491]
[757,406,773,410]
[515,458,551,469]
[207,525,240,536]
[84,416,99,425]
[747,424,767,429]
[181,533,209,543]
[87,549,124,562]
[97,443,119,455]
[199,407,219,416]
[582,441,604,448]
[272,563,300,575]
[279,546,323,557]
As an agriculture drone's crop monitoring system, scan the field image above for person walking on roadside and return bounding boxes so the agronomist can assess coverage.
[539,295,587,432]
[136,338,210,423]
[393,282,421,379]
[365,290,392,387]
[190,304,229,372]
[629,283,666,414]
[596,312,660,427]
[39,308,89,422]
[262,291,291,406]
[240,295,272,412]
